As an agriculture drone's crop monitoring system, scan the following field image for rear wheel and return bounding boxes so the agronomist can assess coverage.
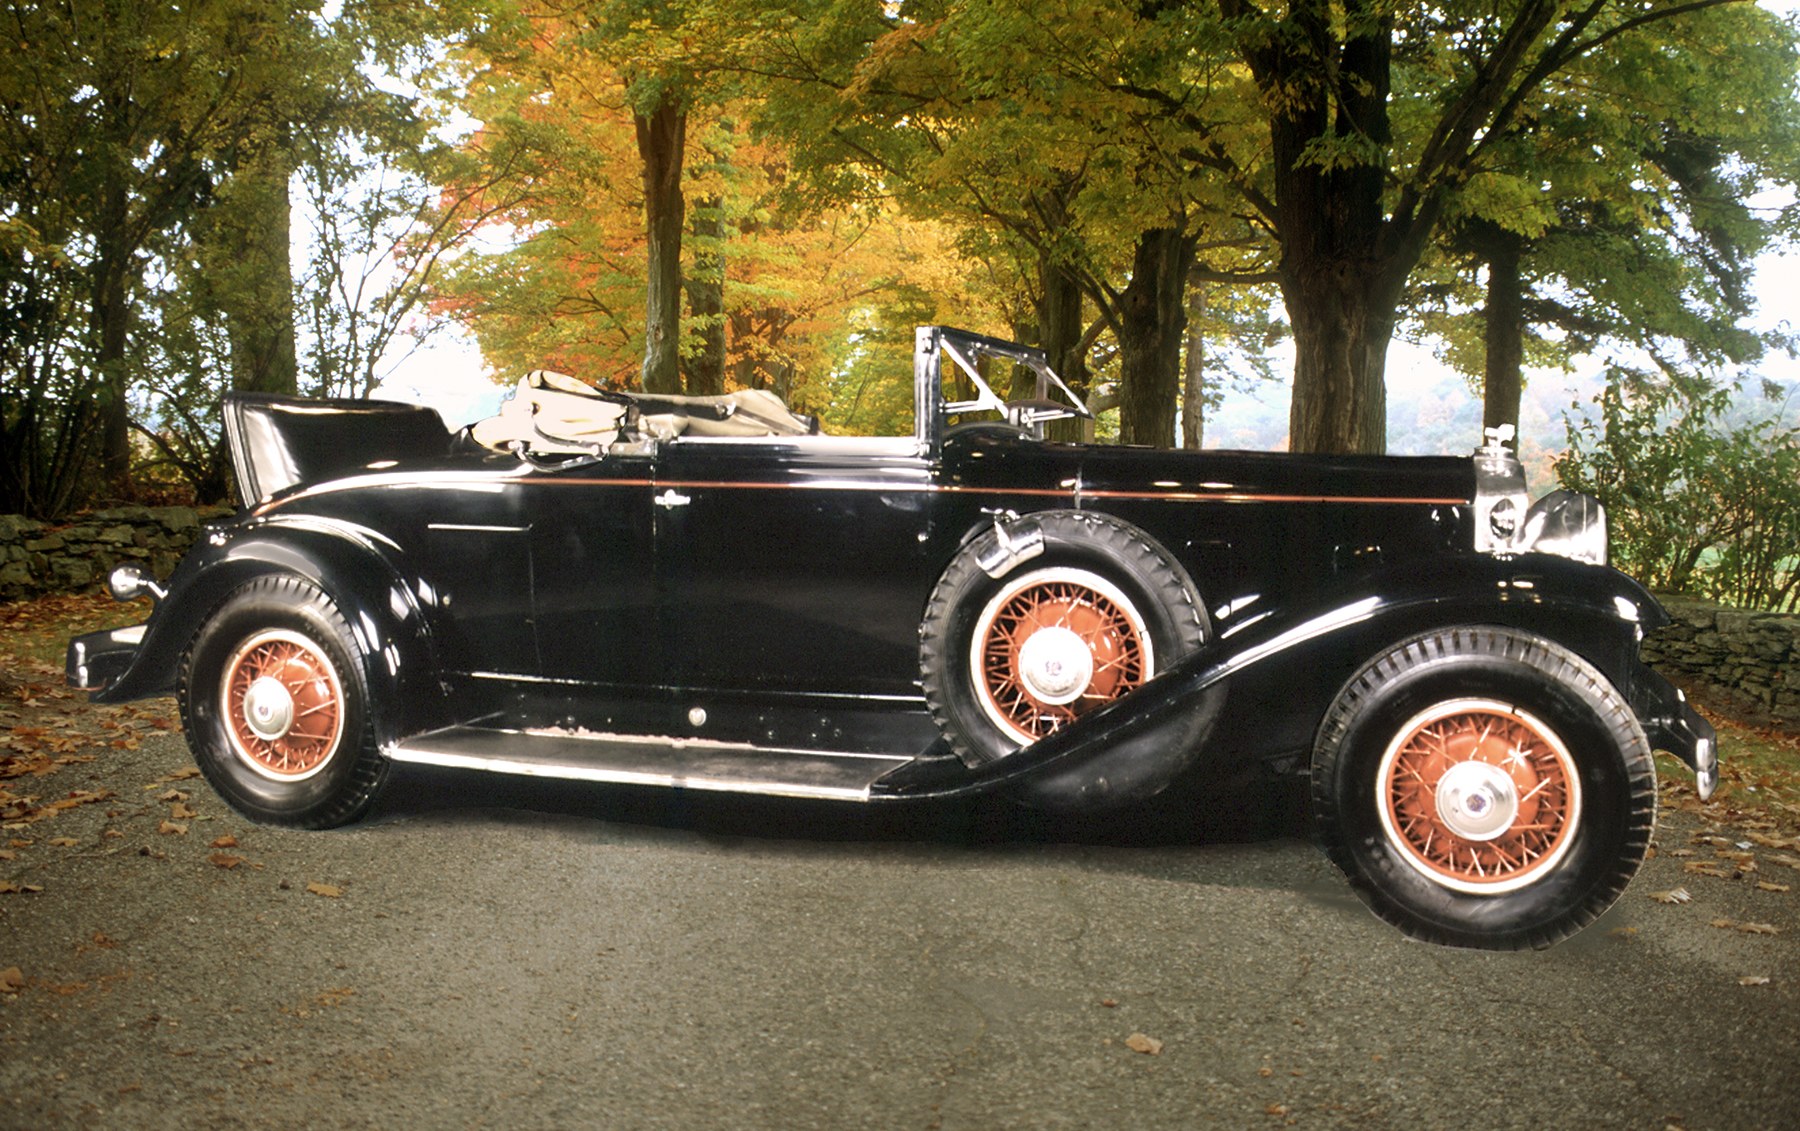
[178,576,388,828]
[1312,627,1656,949]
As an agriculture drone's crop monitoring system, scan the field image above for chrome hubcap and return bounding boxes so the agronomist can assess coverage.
[243,675,296,741]
[1433,760,1519,841]
[1016,626,1094,705]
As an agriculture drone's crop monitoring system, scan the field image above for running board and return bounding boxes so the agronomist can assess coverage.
[388,725,916,802]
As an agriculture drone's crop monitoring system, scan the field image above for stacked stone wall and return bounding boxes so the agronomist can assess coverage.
[1642,596,1800,730]
[0,507,229,602]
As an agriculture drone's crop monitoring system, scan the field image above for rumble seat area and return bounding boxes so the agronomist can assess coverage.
[468,375,818,454]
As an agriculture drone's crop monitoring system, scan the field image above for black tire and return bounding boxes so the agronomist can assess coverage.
[178,575,389,829]
[1311,627,1657,950]
[921,511,1206,765]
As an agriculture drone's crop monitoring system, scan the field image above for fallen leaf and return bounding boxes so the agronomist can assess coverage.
[0,966,22,993]
[0,881,44,894]
[1740,975,1771,986]
[1710,918,1782,935]
[90,932,117,948]
[209,835,238,849]
[1124,1032,1162,1055]
[1755,881,1791,893]
[305,882,342,898]
[163,767,202,781]
[1258,1066,1274,1078]
[157,789,188,803]
[1767,854,1800,871]
[1684,861,1733,879]
[47,836,79,847]
[208,853,245,870]
[1265,1104,1290,1117]
[1649,887,1692,904]
[169,802,197,820]
[157,820,187,836]
[0,849,12,861]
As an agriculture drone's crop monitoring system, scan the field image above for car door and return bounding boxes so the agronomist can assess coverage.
[520,450,662,694]
[653,436,936,701]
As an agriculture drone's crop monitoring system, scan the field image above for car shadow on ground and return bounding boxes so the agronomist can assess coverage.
[366,760,1314,852]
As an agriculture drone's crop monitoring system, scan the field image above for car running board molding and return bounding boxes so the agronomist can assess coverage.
[388,725,915,802]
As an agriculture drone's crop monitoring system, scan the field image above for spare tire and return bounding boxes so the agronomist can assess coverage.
[920,511,1207,766]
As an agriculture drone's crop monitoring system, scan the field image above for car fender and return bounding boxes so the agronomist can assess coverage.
[94,515,446,748]
[880,552,1680,810]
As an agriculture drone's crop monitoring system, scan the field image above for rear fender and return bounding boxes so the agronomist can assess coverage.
[95,516,446,748]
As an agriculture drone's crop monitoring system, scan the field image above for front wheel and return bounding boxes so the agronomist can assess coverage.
[178,575,388,828]
[1311,627,1656,950]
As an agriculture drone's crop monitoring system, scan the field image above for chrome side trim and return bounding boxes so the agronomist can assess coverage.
[389,725,913,802]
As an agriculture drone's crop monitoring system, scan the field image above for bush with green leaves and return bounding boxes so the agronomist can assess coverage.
[1557,367,1799,612]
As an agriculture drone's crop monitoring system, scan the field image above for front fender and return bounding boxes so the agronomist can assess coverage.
[85,514,447,749]
[878,552,1686,809]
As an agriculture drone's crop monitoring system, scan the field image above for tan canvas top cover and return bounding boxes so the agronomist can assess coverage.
[469,372,813,453]
[469,370,631,453]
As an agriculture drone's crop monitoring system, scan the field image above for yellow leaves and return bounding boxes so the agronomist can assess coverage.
[169,802,197,820]
[1123,1032,1162,1055]
[157,820,187,836]
[305,882,343,899]
[1710,919,1780,936]
[0,880,44,894]
[46,836,79,847]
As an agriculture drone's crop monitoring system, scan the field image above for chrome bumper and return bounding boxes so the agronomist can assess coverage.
[1632,665,1720,801]
[66,624,147,693]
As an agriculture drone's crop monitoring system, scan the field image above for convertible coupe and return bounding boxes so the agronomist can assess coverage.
[68,326,1715,949]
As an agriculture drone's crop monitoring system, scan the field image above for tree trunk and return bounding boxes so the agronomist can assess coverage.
[217,143,298,395]
[1257,0,1406,455]
[1182,286,1206,449]
[1116,228,1194,448]
[93,173,133,497]
[681,195,726,397]
[1037,255,1088,439]
[636,94,687,395]
[1480,226,1525,441]
[1283,262,1394,454]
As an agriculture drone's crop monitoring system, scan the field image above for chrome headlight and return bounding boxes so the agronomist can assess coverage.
[1518,489,1608,566]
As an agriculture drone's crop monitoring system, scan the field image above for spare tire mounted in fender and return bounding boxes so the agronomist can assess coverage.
[920,511,1207,766]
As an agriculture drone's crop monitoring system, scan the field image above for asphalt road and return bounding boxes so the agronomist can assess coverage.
[3,729,1798,1130]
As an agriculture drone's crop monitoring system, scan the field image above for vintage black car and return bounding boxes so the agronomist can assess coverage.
[69,326,1715,950]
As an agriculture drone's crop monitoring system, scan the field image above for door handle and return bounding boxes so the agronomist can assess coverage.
[655,488,691,509]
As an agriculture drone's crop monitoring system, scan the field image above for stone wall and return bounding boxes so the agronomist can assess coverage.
[0,506,229,602]
[1643,596,1800,730]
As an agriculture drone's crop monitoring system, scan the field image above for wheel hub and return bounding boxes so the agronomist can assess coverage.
[220,629,344,782]
[1016,626,1094,705]
[1433,760,1519,841]
[1376,699,1583,895]
[242,675,296,741]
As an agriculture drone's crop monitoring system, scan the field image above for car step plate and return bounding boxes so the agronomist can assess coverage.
[389,725,914,802]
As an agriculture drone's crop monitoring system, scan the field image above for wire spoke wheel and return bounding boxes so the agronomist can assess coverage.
[971,567,1151,745]
[220,629,344,782]
[1377,698,1582,895]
